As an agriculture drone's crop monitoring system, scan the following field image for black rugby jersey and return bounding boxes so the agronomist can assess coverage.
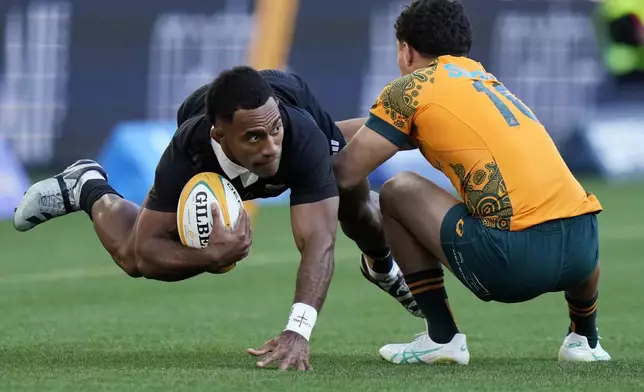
[146,70,346,212]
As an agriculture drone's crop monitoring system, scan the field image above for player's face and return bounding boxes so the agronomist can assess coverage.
[216,97,284,178]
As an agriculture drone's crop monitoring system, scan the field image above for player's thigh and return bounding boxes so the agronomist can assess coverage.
[554,213,600,292]
[379,172,544,302]
[379,171,461,264]
[337,177,372,221]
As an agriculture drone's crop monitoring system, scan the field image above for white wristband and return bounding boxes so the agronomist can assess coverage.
[284,302,318,341]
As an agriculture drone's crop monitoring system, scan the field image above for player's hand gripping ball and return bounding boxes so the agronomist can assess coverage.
[177,172,245,273]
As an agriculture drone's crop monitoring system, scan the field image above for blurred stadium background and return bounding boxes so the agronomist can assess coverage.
[1,0,643,391]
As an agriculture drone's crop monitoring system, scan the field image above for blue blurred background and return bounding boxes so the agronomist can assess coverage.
[0,0,643,217]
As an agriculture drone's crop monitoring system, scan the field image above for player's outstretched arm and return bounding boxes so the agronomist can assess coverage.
[335,118,367,141]
[134,205,250,282]
[289,196,339,311]
[335,118,417,151]
[335,77,422,192]
[334,125,400,193]
[247,196,339,371]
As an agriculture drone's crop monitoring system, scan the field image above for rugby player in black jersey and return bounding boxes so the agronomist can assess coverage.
[13,66,420,371]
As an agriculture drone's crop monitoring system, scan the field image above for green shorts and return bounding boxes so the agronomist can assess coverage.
[440,204,599,303]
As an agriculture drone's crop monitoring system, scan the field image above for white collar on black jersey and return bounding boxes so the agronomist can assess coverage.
[210,138,259,188]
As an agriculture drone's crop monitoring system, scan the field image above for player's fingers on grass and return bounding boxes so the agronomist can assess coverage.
[278,355,295,371]
[256,347,286,368]
[278,352,303,371]
[247,346,271,356]
[246,347,268,356]
[247,339,276,356]
[304,359,313,371]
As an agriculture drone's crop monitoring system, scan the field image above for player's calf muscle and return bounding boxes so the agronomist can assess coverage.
[337,178,371,221]
[338,179,387,254]
[566,263,600,301]
[91,195,142,277]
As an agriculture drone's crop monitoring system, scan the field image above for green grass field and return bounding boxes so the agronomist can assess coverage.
[1,179,643,391]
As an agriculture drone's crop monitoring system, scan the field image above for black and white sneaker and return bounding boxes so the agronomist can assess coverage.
[360,255,423,318]
[13,159,107,231]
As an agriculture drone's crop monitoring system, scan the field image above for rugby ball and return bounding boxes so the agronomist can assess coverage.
[177,172,244,273]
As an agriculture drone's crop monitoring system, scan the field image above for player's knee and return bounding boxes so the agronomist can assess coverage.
[380,171,422,212]
[115,244,142,278]
[122,264,142,278]
[121,261,142,278]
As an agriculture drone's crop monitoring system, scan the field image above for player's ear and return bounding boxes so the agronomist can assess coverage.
[210,125,224,143]
[403,42,414,68]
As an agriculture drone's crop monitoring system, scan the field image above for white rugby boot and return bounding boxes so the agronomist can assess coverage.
[13,159,107,231]
[379,327,470,365]
[360,255,423,318]
[558,332,611,362]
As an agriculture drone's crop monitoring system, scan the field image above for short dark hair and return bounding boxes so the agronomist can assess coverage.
[205,65,274,125]
[395,0,473,58]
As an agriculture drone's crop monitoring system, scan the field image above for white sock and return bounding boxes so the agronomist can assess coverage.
[74,170,106,203]
[366,258,399,281]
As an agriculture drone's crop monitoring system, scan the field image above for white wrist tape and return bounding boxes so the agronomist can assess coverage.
[284,302,318,341]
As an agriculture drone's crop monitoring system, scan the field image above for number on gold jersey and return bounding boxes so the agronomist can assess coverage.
[472,80,540,127]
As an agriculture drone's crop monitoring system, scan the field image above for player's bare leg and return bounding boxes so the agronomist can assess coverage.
[558,264,611,361]
[338,180,386,260]
[336,120,386,256]
[338,177,421,317]
[14,160,142,277]
[376,171,469,365]
[336,125,420,317]
[334,120,421,317]
[91,195,142,277]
